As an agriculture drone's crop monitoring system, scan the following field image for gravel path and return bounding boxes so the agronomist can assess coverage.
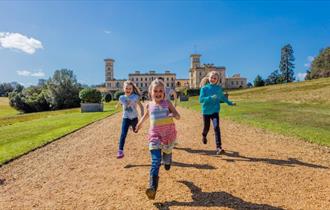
[0,107,329,210]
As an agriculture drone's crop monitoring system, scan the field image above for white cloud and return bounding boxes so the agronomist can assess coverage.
[17,70,46,77]
[297,72,307,81]
[104,30,111,34]
[31,71,45,77]
[17,70,31,76]
[304,56,315,68]
[0,32,43,54]
[307,56,314,62]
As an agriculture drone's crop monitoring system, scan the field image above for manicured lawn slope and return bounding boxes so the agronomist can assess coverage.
[0,98,119,165]
[180,78,330,146]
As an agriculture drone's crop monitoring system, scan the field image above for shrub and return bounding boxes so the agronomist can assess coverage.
[114,90,125,100]
[9,86,50,113]
[187,88,200,96]
[103,93,112,102]
[79,88,102,103]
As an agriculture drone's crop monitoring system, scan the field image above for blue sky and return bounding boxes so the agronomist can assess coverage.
[0,0,329,86]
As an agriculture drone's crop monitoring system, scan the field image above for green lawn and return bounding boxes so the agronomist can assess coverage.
[0,98,119,165]
[179,78,330,146]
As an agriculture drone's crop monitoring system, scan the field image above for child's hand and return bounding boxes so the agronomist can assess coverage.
[211,95,218,100]
[135,124,142,133]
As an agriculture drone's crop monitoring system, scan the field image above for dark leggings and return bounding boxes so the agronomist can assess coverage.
[202,112,222,149]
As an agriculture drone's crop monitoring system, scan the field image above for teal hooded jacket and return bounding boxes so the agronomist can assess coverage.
[199,83,233,115]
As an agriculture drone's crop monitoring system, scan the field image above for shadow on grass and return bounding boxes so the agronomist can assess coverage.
[124,161,216,170]
[175,147,328,169]
[154,180,284,210]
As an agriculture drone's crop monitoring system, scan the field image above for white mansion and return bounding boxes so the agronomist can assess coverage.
[104,54,247,93]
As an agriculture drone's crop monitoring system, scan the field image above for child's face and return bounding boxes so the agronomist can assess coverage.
[209,74,219,85]
[124,85,133,95]
[151,85,164,102]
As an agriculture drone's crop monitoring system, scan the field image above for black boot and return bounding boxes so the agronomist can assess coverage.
[146,176,159,200]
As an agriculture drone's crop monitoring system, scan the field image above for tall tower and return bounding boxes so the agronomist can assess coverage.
[104,58,115,81]
[190,54,201,68]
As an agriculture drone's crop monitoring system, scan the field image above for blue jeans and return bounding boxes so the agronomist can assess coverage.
[150,149,172,177]
[119,118,138,151]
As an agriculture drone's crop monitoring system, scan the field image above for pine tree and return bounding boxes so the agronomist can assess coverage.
[265,69,281,85]
[279,44,295,83]
[254,75,265,87]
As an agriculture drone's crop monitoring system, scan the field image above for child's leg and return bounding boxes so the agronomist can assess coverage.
[162,151,172,171]
[147,149,161,199]
[211,113,222,149]
[118,118,130,151]
[131,117,138,133]
[150,149,161,177]
[202,114,211,144]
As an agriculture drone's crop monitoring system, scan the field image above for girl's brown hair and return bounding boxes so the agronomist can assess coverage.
[123,80,141,96]
[199,71,220,87]
[148,79,165,99]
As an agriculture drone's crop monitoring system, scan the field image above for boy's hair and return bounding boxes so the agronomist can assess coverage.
[123,80,141,96]
[148,79,165,99]
[199,71,221,87]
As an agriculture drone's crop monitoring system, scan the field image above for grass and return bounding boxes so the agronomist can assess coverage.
[0,98,119,165]
[179,78,330,146]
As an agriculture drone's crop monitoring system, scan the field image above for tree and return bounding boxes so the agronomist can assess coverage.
[0,83,14,96]
[309,47,330,79]
[46,69,81,109]
[265,70,281,85]
[279,44,295,83]
[253,75,265,87]
[9,86,50,113]
[103,93,112,102]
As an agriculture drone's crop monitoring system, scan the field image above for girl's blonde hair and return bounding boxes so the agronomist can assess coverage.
[199,71,221,87]
[123,80,141,96]
[148,79,165,99]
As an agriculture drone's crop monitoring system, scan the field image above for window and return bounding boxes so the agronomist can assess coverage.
[145,83,147,87]
[171,78,174,81]
[141,78,143,81]
[241,81,243,85]
[166,78,169,81]
[145,78,147,81]
[109,83,111,87]
[167,83,169,87]
[236,81,239,85]
[231,81,234,85]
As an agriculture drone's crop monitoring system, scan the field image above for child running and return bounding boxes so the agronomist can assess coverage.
[116,80,144,159]
[135,79,180,200]
[199,71,236,155]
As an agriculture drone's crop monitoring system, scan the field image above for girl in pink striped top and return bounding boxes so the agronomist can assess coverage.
[135,79,180,200]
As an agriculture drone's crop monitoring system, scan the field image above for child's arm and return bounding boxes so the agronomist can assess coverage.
[135,104,149,132]
[115,101,121,109]
[172,90,178,107]
[137,100,144,117]
[168,101,180,120]
[218,88,235,106]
